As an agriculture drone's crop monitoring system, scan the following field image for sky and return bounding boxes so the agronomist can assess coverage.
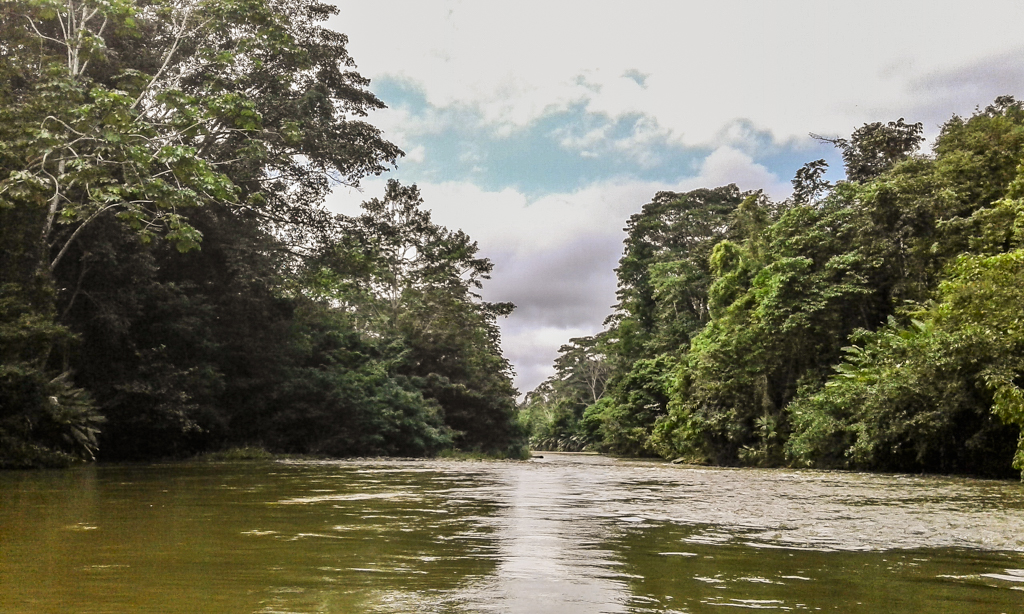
[325,0,1024,394]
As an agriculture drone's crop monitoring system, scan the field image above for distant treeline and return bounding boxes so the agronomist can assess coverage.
[522,99,1024,479]
[0,0,523,468]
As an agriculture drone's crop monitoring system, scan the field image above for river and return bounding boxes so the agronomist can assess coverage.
[1,452,1022,613]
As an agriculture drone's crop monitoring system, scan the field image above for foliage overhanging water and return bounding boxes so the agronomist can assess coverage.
[1,453,1022,613]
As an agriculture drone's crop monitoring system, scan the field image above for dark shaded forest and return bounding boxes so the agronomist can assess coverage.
[0,0,523,467]
[522,102,1024,480]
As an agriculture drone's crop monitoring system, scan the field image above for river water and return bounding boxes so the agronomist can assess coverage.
[1,452,1023,613]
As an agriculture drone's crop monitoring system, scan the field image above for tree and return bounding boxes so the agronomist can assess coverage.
[814,118,923,182]
[518,333,611,451]
[611,186,748,359]
[1,0,403,464]
[307,180,523,454]
[788,194,1024,478]
[598,189,782,458]
[790,159,831,205]
[588,186,750,452]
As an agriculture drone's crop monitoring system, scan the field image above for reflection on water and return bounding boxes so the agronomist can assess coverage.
[453,456,630,613]
[1,453,1023,613]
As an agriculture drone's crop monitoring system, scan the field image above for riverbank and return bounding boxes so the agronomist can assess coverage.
[191,445,532,463]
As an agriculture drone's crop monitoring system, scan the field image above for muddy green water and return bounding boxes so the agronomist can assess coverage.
[1,453,1023,613]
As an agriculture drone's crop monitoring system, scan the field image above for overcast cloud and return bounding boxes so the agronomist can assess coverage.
[326,0,1024,393]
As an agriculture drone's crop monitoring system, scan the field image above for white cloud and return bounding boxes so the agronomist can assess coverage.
[695,147,791,201]
[404,145,426,164]
[332,176,650,254]
[333,1,1024,148]
[366,97,474,144]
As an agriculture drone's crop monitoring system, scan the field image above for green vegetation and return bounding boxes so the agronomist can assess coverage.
[436,446,531,461]
[0,0,522,467]
[5,0,1022,480]
[195,446,281,461]
[524,99,1024,479]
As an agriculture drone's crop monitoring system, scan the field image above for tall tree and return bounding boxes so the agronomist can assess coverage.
[0,0,403,464]
[814,117,924,182]
[308,181,523,454]
[519,333,611,451]
[586,186,751,455]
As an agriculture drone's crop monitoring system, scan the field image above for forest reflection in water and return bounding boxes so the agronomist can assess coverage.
[1,453,1023,613]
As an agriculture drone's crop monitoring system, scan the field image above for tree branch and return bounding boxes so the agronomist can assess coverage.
[132,10,194,110]
[50,202,121,271]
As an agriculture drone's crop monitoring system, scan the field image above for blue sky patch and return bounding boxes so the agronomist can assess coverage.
[372,76,845,198]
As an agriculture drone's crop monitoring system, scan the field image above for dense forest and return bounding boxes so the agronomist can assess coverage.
[5,0,1024,481]
[0,0,524,467]
[522,101,1024,479]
